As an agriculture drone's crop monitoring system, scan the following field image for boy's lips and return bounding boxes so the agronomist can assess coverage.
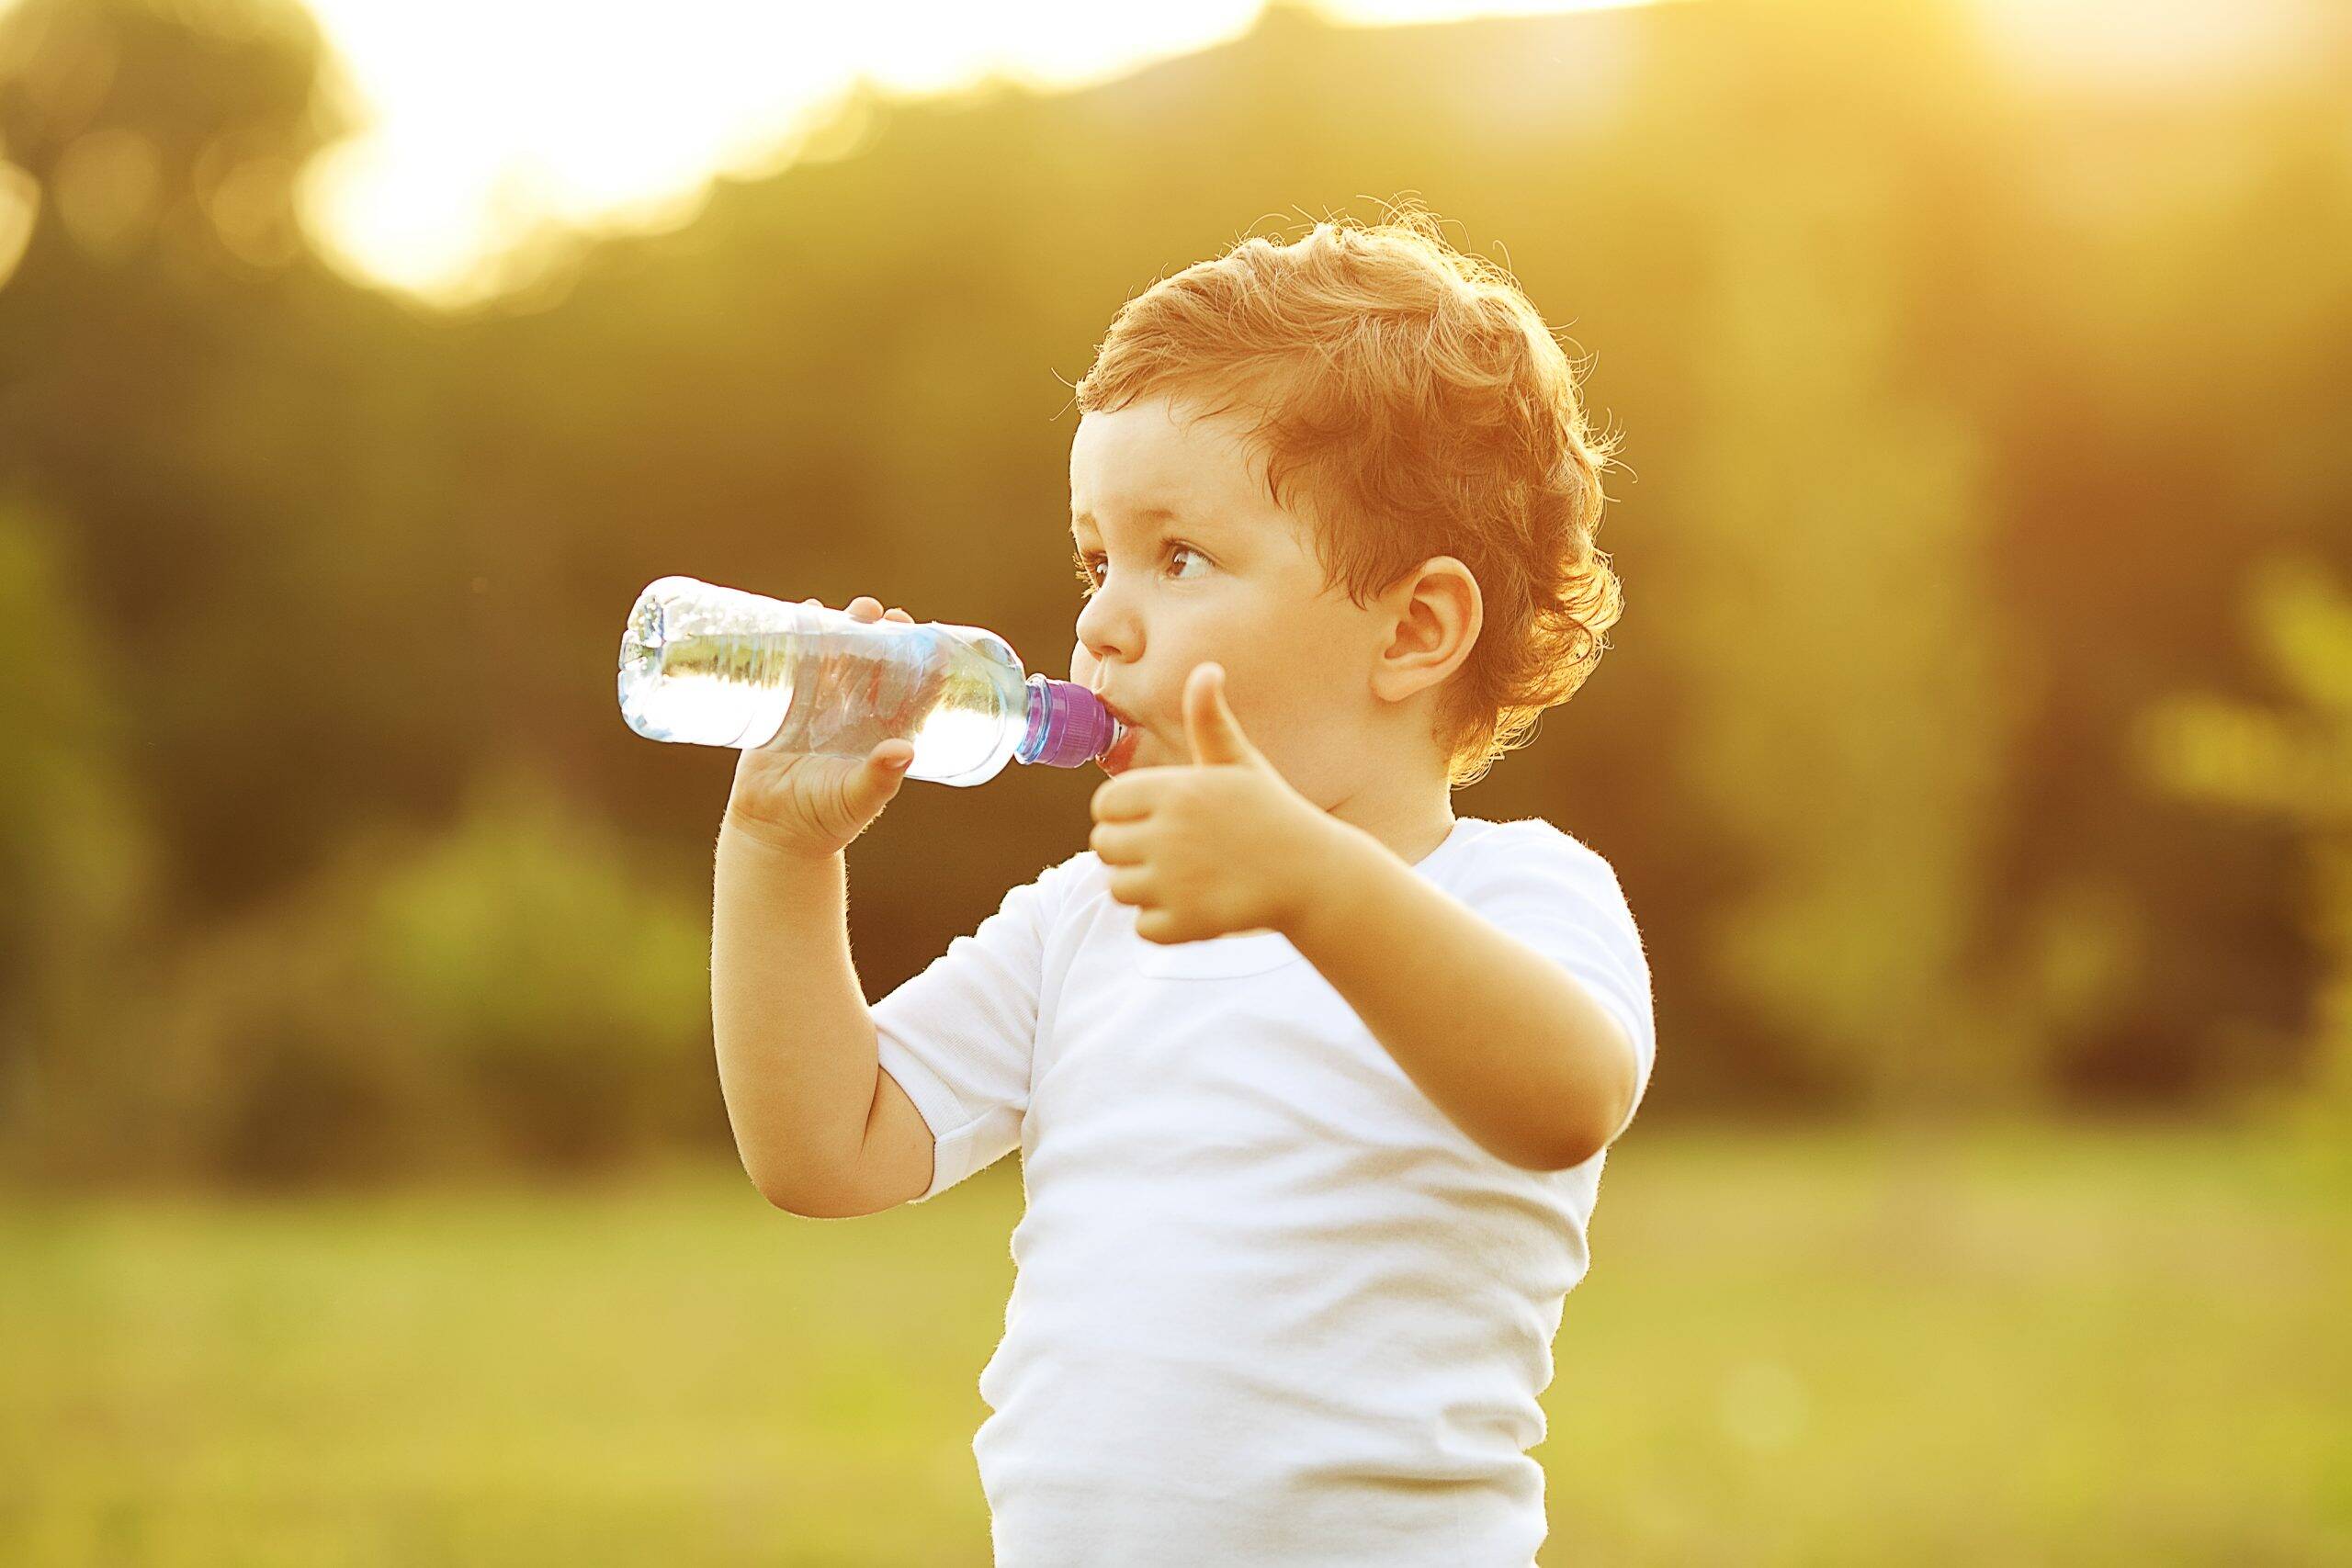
[1093,695,1143,773]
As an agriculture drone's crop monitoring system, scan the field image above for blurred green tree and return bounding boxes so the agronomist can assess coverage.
[0,494,163,1183]
[2138,552,2352,1158]
[1635,0,2132,1114]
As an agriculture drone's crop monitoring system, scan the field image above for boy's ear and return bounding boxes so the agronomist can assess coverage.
[1371,556,1481,705]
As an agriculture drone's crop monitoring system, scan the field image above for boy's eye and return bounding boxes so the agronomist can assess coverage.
[1073,542,1209,596]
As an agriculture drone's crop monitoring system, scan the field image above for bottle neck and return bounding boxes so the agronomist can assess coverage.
[1017,674,1120,768]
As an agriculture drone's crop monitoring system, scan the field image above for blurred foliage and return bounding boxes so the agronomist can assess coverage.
[1641,6,2051,1116]
[356,761,719,1172]
[0,494,163,1166]
[10,753,718,1189]
[2139,552,2352,1166]
[0,0,2346,1186]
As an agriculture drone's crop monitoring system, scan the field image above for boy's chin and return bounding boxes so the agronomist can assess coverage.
[1098,729,1144,775]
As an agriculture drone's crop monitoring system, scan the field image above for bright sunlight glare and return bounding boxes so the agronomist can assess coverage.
[3,0,2300,309]
[291,0,1657,309]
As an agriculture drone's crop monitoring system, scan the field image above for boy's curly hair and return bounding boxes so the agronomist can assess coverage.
[1071,201,1623,789]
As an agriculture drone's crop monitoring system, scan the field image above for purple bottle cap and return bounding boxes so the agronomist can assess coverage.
[1020,676,1122,769]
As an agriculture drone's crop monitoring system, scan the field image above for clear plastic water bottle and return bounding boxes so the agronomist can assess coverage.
[617,575,1127,788]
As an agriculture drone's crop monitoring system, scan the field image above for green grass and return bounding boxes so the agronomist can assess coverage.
[3,1122,2346,1565]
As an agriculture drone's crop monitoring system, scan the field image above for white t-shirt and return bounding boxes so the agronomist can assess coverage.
[871,814,1656,1567]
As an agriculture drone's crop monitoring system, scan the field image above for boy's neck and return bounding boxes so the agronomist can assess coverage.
[1324,788,1458,870]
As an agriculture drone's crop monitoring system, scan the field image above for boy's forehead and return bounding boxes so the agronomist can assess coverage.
[1069,401,1267,530]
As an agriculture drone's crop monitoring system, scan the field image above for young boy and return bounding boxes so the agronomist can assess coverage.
[711,209,1653,1566]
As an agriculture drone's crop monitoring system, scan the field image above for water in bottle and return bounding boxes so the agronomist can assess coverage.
[617,575,1128,788]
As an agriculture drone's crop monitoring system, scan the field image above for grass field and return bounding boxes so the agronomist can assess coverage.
[3,1122,2346,1565]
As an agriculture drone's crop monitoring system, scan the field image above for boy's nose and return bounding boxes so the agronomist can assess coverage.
[1074,587,1143,667]
[1077,625,1128,677]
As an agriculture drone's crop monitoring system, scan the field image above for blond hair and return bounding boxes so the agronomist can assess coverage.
[1072,202,1623,788]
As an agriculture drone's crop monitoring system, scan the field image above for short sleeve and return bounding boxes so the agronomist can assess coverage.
[871,857,1070,1203]
[1451,822,1657,1152]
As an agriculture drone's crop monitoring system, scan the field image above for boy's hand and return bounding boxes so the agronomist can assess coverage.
[1089,662,1340,944]
[725,595,919,857]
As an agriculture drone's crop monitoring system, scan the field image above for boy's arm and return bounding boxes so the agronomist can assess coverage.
[711,811,924,1213]
[1282,823,1641,1173]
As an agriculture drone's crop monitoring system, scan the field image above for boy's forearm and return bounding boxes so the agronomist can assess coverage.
[710,811,883,1205]
[1282,824,1637,1172]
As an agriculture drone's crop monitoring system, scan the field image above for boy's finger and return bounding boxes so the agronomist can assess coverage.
[1088,818,1141,863]
[865,741,914,793]
[1090,773,1158,821]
